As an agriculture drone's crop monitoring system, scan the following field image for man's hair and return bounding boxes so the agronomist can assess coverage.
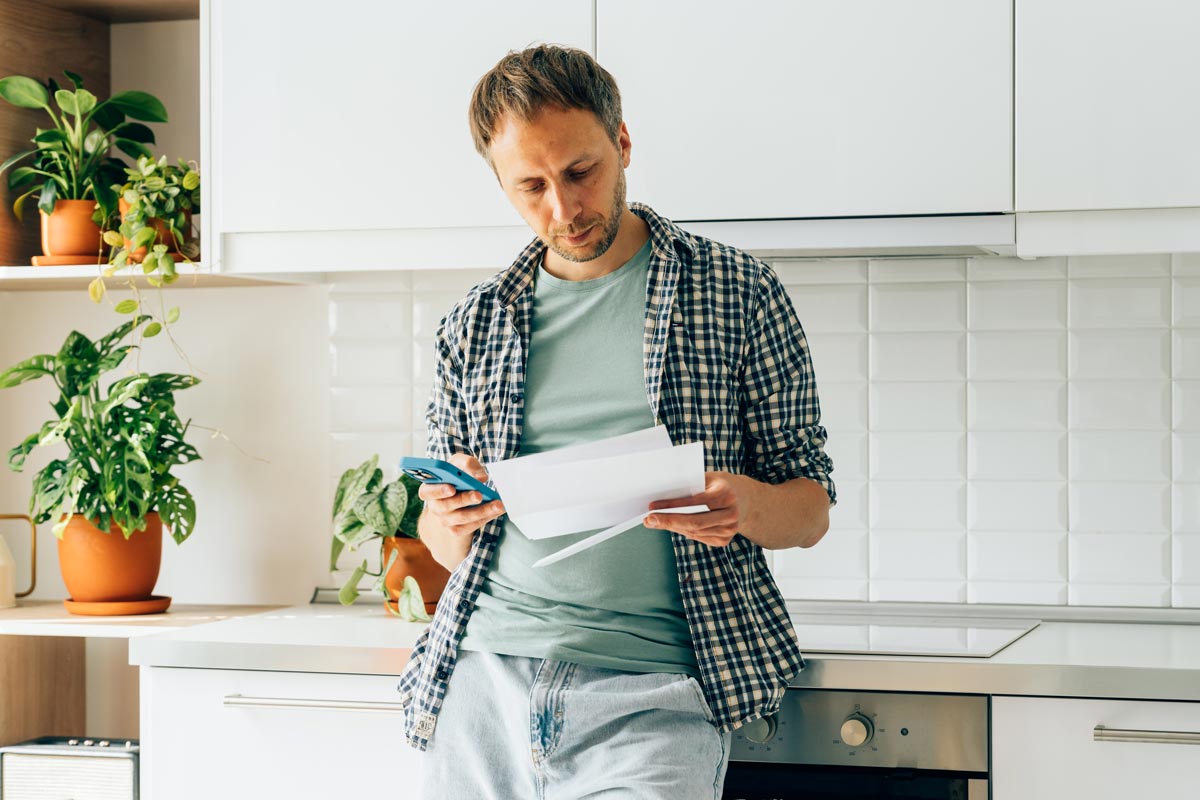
[468,44,623,165]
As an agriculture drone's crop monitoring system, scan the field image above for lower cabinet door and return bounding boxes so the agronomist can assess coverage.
[141,667,420,799]
[992,696,1200,799]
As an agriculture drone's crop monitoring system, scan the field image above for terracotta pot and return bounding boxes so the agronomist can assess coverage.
[118,197,192,263]
[383,536,450,616]
[57,513,162,603]
[38,199,102,260]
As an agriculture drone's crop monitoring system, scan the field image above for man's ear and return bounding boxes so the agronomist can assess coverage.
[618,121,632,168]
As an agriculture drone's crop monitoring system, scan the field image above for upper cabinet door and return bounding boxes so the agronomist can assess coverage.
[1017,1,1200,212]
[213,0,592,234]
[596,0,1012,220]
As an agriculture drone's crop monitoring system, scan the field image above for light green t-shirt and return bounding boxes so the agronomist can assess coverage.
[458,239,698,677]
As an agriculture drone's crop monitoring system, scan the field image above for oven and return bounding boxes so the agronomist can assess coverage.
[722,690,989,800]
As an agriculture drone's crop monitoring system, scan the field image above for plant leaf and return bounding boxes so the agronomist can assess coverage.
[338,561,368,606]
[331,455,380,523]
[396,576,431,622]
[74,89,96,115]
[7,433,40,473]
[143,322,162,338]
[157,481,195,544]
[87,277,105,303]
[166,306,180,324]
[114,299,139,315]
[353,480,408,539]
[0,148,36,177]
[0,354,54,389]
[330,533,346,571]
[63,70,84,90]
[54,89,78,115]
[96,345,134,373]
[37,178,57,216]
[107,91,168,123]
[114,138,151,161]
[0,76,50,109]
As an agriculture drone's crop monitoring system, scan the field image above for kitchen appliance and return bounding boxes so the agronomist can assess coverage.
[0,514,37,609]
[792,613,1040,658]
[0,737,138,800]
[724,690,988,799]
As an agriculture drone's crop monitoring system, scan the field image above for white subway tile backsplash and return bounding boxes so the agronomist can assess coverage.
[775,259,868,285]
[824,433,868,483]
[871,382,966,431]
[818,382,869,432]
[330,340,413,386]
[870,432,965,480]
[1176,278,1200,327]
[828,481,868,529]
[806,334,868,382]
[1175,433,1200,482]
[968,581,1067,605]
[870,481,965,530]
[870,333,966,381]
[968,531,1067,582]
[413,292,468,337]
[968,382,1066,431]
[1173,534,1200,584]
[969,432,1066,481]
[967,256,1066,282]
[1176,484,1200,533]
[775,577,870,602]
[1071,380,1172,430]
[331,386,412,433]
[968,331,1067,381]
[329,294,411,339]
[786,284,868,334]
[1070,330,1170,379]
[1070,278,1171,329]
[870,283,966,332]
[868,258,966,283]
[870,530,965,580]
[1177,382,1200,430]
[870,580,966,603]
[331,432,414,478]
[1070,431,1171,482]
[1069,583,1171,607]
[1069,533,1171,584]
[1172,586,1200,608]
[410,269,496,292]
[968,482,1067,532]
[1176,330,1200,379]
[968,281,1067,330]
[774,529,868,579]
[1070,483,1171,533]
[1068,254,1171,278]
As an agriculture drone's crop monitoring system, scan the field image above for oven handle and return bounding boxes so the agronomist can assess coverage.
[223,694,405,714]
[1093,725,1200,745]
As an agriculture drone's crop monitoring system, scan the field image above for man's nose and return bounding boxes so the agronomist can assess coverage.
[546,181,582,226]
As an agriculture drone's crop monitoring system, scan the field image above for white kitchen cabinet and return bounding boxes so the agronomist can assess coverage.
[211,0,590,270]
[992,696,1200,799]
[1016,0,1200,212]
[596,0,1012,221]
[141,666,419,799]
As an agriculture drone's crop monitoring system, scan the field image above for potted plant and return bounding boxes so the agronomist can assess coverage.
[0,312,200,615]
[0,71,167,265]
[331,454,449,621]
[103,154,200,276]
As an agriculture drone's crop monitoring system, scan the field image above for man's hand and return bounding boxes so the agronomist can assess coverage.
[643,472,749,547]
[417,453,506,571]
[644,471,831,550]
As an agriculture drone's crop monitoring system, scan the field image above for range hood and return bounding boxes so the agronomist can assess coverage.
[675,213,1015,259]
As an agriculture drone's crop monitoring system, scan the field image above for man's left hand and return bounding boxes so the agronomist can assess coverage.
[644,471,754,547]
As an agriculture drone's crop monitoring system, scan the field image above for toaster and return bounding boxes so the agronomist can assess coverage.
[0,737,138,799]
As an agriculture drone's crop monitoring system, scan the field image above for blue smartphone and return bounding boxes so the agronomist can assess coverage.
[398,456,501,504]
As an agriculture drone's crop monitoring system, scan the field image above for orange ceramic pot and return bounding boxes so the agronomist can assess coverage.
[39,199,102,260]
[383,536,450,616]
[57,513,162,603]
[118,197,192,263]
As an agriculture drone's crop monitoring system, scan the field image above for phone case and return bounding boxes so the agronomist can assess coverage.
[397,456,500,503]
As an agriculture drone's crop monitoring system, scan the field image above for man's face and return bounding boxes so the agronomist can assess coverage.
[489,106,631,264]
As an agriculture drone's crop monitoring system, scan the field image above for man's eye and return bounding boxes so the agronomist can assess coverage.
[523,184,543,194]
[569,169,590,180]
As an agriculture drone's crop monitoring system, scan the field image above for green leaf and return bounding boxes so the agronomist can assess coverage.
[32,129,67,146]
[0,148,36,177]
[116,122,155,144]
[37,400,79,446]
[90,103,123,132]
[353,480,408,539]
[54,89,78,115]
[74,89,96,115]
[83,129,108,155]
[102,229,124,248]
[114,299,139,315]
[88,276,105,303]
[55,330,100,399]
[107,91,168,123]
[36,178,57,216]
[338,561,368,605]
[332,455,380,523]
[157,481,196,544]
[11,187,38,223]
[101,432,154,533]
[166,306,180,324]
[7,433,40,472]
[182,171,200,191]
[0,354,54,389]
[330,534,346,571]
[0,76,50,109]
[63,70,84,90]
[95,314,150,355]
[114,138,151,161]
[96,345,134,373]
[396,576,431,622]
[132,226,157,249]
[7,166,39,191]
[94,375,149,419]
[143,322,162,338]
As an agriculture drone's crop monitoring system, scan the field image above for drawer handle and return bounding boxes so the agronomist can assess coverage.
[223,694,405,714]
[1093,725,1200,745]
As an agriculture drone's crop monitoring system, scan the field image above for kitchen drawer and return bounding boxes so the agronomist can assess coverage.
[992,695,1200,799]
[141,667,417,799]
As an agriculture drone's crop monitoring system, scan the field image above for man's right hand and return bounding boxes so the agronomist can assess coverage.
[417,453,506,572]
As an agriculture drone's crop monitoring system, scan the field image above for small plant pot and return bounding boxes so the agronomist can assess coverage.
[57,513,162,605]
[382,536,450,616]
[118,197,192,263]
[37,199,103,263]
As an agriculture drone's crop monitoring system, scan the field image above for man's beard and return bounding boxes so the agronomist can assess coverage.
[545,169,627,264]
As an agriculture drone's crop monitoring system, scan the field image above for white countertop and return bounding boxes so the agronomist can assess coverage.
[0,600,283,638]
[127,602,1200,703]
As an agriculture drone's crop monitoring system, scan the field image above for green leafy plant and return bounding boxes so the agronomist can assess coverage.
[0,71,166,227]
[102,154,200,280]
[0,313,200,542]
[331,454,428,619]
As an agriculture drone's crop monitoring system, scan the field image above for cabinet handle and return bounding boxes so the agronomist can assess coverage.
[1093,725,1200,745]
[223,694,405,714]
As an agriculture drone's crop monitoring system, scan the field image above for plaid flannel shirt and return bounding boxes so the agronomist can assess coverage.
[397,203,835,750]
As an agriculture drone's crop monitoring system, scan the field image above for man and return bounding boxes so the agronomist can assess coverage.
[398,45,835,798]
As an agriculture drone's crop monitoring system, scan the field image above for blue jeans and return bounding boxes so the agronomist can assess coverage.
[420,649,731,799]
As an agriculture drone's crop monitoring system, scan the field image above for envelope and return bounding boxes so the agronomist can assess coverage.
[485,425,707,541]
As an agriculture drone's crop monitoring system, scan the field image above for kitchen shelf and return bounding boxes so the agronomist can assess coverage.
[0,263,310,290]
[0,599,283,638]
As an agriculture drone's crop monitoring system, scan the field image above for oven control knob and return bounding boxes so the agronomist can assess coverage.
[840,713,874,747]
[742,714,778,744]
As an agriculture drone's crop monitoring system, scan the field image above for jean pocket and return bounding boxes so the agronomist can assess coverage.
[683,676,716,724]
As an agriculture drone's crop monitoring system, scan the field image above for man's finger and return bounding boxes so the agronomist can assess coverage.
[418,482,457,501]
